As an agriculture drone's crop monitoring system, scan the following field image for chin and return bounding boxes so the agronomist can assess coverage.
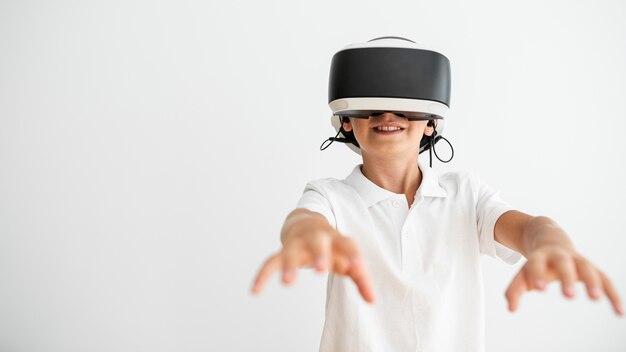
[364,145,418,158]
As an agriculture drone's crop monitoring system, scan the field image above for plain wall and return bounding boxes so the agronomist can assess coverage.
[1,0,625,351]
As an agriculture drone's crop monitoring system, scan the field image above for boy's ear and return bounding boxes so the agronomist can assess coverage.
[342,117,352,132]
[424,119,437,137]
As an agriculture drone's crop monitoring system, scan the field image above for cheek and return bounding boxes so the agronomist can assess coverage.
[411,128,426,138]
[351,122,369,135]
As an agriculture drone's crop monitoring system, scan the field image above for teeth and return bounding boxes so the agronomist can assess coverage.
[376,126,401,131]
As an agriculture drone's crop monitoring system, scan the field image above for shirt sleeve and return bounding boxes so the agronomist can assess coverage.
[295,182,337,229]
[473,172,522,265]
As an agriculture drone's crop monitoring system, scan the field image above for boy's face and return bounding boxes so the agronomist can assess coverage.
[342,112,435,157]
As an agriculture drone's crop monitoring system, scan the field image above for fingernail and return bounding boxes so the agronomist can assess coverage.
[565,284,575,297]
[535,279,545,290]
[316,257,327,269]
[590,287,602,299]
[251,282,260,293]
[284,269,294,282]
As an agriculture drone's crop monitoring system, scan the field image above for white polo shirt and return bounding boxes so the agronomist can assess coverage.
[296,159,522,352]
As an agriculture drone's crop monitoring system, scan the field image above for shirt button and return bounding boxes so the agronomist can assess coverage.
[392,200,401,208]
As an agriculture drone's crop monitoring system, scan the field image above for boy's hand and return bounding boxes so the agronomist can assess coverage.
[505,245,623,316]
[250,218,376,303]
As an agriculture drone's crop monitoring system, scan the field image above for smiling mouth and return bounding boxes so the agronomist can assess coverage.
[372,126,405,134]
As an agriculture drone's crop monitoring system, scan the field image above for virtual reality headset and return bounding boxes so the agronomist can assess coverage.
[323,36,452,156]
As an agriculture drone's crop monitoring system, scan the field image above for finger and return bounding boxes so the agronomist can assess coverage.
[251,253,282,294]
[524,255,548,291]
[575,258,603,300]
[282,239,310,285]
[551,256,578,298]
[599,270,624,316]
[332,252,351,276]
[332,236,376,302]
[333,235,362,263]
[332,236,361,276]
[307,232,332,272]
[346,256,376,303]
[505,268,530,312]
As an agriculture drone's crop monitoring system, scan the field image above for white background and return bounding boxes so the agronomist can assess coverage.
[1,0,625,351]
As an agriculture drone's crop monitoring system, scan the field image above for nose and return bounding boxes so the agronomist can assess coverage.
[371,112,406,120]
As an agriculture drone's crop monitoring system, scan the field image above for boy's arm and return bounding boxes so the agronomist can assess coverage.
[493,211,576,258]
[494,210,623,316]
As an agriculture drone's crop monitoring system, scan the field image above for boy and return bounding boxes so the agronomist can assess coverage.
[250,37,622,351]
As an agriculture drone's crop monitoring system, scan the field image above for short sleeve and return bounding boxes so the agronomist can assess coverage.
[473,173,522,265]
[295,183,337,229]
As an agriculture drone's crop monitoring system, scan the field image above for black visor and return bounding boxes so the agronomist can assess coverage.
[336,110,440,121]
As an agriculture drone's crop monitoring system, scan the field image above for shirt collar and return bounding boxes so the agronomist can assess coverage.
[344,158,448,208]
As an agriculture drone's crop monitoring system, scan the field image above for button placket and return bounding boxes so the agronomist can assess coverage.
[400,206,424,278]
[387,197,409,272]
[400,213,413,274]
[401,221,410,238]
[400,229,415,275]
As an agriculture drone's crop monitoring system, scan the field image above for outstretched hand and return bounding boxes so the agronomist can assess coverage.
[250,216,376,304]
[505,245,623,316]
